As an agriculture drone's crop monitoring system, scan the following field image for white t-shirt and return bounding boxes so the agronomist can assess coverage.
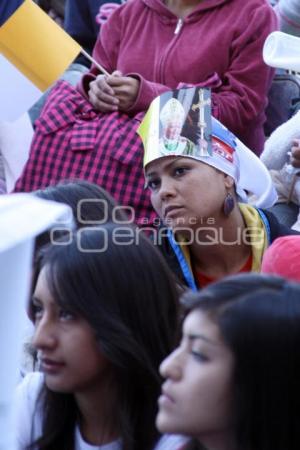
[13,373,188,450]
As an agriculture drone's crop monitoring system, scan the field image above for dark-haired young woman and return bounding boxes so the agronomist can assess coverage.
[33,179,129,268]
[34,179,129,227]
[14,225,186,450]
[157,273,300,450]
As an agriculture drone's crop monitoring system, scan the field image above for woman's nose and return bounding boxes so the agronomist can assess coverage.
[158,177,176,200]
[159,347,183,380]
[32,317,57,351]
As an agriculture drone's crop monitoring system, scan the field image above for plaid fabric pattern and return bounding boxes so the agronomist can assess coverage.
[14,81,157,226]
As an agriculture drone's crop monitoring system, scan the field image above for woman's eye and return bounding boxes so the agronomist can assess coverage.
[59,309,75,321]
[191,350,209,362]
[31,303,43,322]
[146,179,160,191]
[174,167,188,176]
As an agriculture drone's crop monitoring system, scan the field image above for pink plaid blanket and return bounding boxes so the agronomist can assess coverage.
[14,81,157,227]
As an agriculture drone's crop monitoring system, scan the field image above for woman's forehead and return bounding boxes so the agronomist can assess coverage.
[145,156,200,175]
[183,310,219,341]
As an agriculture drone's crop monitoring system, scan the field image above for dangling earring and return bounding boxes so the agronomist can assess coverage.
[223,192,235,217]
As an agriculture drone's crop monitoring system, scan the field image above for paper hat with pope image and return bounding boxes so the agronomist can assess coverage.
[137,87,277,209]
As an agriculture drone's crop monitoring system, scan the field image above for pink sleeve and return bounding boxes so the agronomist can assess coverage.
[210,5,278,136]
[125,73,170,114]
[126,72,223,114]
[77,5,123,99]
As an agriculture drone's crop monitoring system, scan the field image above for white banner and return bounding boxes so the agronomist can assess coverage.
[0,194,73,450]
[0,54,42,121]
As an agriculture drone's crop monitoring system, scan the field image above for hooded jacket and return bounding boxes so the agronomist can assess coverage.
[79,0,277,154]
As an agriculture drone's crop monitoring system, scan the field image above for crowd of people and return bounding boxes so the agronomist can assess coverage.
[2,0,300,449]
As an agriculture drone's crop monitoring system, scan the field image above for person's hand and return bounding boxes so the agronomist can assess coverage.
[88,73,120,113]
[290,139,300,169]
[107,72,140,111]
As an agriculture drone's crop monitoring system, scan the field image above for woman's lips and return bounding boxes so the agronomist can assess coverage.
[158,394,175,408]
[163,205,184,219]
[40,358,65,374]
[158,387,175,407]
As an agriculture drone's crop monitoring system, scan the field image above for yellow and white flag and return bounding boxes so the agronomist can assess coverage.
[0,0,81,120]
[0,0,81,91]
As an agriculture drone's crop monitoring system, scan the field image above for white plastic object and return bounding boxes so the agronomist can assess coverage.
[263,31,300,72]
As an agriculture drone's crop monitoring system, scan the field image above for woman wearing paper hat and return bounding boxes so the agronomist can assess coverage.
[140,88,298,290]
[13,0,277,227]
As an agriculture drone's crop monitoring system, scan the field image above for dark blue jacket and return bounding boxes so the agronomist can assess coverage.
[64,0,121,67]
[0,0,23,26]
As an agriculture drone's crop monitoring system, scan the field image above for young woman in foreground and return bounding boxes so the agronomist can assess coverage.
[157,273,300,450]
[14,225,186,450]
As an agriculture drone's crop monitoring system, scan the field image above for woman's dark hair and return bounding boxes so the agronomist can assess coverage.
[182,273,300,450]
[34,179,129,252]
[29,224,179,450]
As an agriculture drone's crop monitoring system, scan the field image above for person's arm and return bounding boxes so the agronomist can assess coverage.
[124,72,222,114]
[261,111,300,170]
[121,74,172,114]
[210,4,277,138]
[77,0,171,113]
[101,4,277,116]
[77,4,123,99]
[115,3,278,116]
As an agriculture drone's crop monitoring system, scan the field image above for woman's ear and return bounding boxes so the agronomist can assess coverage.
[223,174,235,189]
